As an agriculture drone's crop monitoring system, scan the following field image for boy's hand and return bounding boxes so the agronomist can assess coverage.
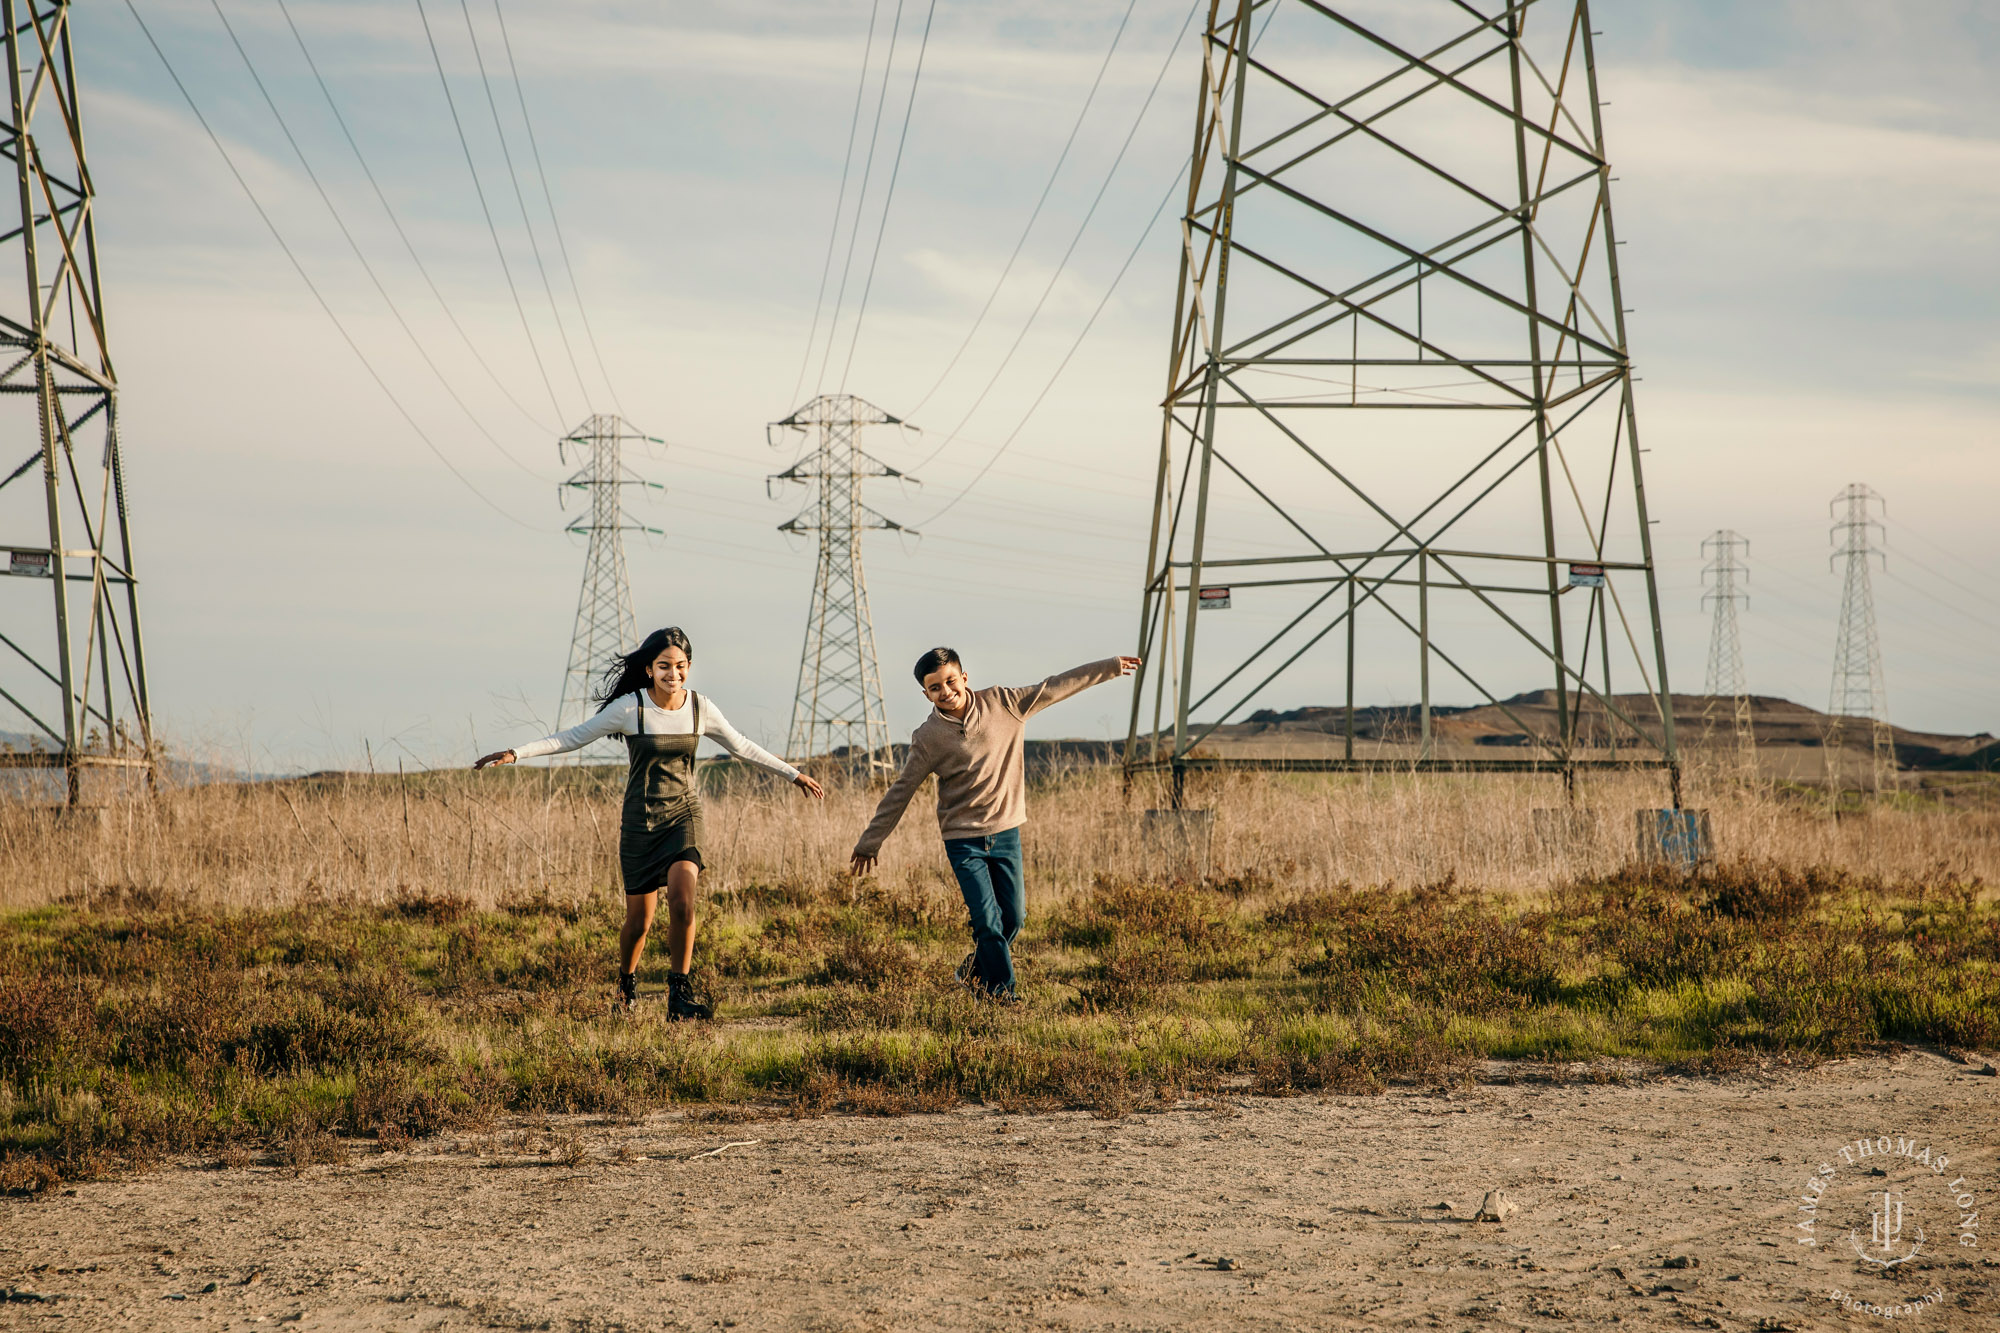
[1117,656,1142,676]
[473,749,516,769]
[795,774,826,799]
[850,852,877,877]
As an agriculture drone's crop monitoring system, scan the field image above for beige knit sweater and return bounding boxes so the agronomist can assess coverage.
[853,658,1126,857]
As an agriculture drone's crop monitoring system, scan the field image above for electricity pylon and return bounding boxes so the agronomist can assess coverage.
[0,2,152,804]
[1700,530,1754,770]
[767,395,914,776]
[1826,483,1893,792]
[555,415,660,754]
[1123,0,1680,805]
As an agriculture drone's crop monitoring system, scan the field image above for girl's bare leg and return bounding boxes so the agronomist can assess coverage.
[663,860,700,974]
[620,890,658,975]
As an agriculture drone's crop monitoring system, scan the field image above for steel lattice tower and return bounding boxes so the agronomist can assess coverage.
[1826,483,1893,791]
[554,415,659,753]
[0,1,151,804]
[1699,530,1753,767]
[1123,0,1679,803]
[768,395,914,775]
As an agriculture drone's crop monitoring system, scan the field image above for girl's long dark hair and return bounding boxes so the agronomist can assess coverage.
[594,626,693,711]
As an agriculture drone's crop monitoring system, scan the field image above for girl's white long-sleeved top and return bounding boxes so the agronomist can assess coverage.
[511,692,798,781]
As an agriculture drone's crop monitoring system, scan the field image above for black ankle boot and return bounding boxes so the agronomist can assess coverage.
[666,971,712,1022]
[617,971,638,1009]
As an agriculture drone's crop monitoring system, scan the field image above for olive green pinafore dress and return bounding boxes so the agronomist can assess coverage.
[618,689,706,892]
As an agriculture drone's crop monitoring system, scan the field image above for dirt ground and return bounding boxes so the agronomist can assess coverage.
[3,1053,1996,1332]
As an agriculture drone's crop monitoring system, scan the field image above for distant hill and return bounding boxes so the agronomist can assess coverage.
[1196,692,1994,776]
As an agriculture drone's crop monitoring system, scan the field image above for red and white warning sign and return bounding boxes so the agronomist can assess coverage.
[1567,562,1605,588]
[1198,586,1231,610]
[8,550,50,578]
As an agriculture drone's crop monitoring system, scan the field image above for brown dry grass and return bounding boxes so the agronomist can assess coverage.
[0,758,1993,911]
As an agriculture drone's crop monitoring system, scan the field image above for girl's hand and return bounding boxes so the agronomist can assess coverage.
[1117,655,1142,676]
[794,773,826,800]
[473,750,516,770]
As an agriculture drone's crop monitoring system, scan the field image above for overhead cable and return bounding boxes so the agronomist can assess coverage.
[786,0,884,413]
[211,0,543,480]
[457,0,592,410]
[813,0,909,399]
[1882,570,2000,640]
[911,0,1199,479]
[914,0,1278,519]
[836,0,939,393]
[491,0,630,420]
[123,0,536,528]
[917,160,1186,527]
[273,0,554,440]
[414,0,568,424]
[906,0,1142,419]
[1882,519,2000,613]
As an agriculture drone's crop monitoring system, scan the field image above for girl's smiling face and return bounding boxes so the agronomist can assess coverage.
[648,645,690,696]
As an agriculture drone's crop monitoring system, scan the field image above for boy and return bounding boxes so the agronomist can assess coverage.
[850,647,1139,999]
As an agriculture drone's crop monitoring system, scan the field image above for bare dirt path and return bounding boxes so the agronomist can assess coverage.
[4,1054,1996,1332]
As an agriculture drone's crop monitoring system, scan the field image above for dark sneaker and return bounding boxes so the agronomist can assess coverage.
[989,988,1022,1008]
[666,972,713,1022]
[953,952,977,991]
[617,971,638,1010]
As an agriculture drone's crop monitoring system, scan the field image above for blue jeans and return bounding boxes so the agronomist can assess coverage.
[943,828,1025,995]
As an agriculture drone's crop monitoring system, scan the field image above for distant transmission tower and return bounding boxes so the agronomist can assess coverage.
[1826,483,1893,791]
[555,416,660,752]
[0,3,153,804]
[1700,530,1754,768]
[1123,0,1680,805]
[767,395,915,775]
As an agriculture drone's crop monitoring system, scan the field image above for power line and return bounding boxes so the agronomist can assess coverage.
[836,0,939,392]
[813,0,909,399]
[905,0,1143,419]
[212,0,543,481]
[491,0,629,420]
[787,0,884,414]
[1881,521,2000,615]
[1882,516,1995,577]
[1880,571,2000,645]
[414,0,567,424]
[457,0,592,410]
[123,0,535,529]
[910,0,1347,526]
[273,0,554,441]
[916,157,1185,526]
[910,0,1195,480]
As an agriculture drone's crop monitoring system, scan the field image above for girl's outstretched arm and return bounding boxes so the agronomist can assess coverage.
[701,701,824,799]
[473,696,637,769]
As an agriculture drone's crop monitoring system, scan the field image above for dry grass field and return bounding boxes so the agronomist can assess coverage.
[4,758,1997,910]
[1,761,1997,1196]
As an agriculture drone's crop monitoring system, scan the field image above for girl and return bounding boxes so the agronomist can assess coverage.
[475,626,823,1017]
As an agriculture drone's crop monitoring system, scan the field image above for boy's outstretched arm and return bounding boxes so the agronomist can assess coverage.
[849,736,940,875]
[1000,655,1140,720]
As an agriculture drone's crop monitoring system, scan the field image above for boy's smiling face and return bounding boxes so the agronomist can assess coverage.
[921,662,971,716]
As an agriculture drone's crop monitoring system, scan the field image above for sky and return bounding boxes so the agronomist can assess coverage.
[28,0,2000,771]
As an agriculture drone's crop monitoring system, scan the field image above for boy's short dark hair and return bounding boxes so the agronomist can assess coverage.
[913,646,962,684]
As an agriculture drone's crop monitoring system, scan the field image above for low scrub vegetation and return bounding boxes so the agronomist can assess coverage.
[3,858,1994,1193]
